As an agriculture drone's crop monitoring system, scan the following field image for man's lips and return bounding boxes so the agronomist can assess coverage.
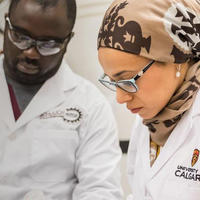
[17,61,39,75]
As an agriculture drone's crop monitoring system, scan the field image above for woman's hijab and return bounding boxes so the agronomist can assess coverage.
[98,0,200,146]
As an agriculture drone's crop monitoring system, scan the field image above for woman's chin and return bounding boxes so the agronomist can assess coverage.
[138,110,157,120]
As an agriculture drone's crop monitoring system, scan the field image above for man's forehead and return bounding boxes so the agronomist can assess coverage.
[10,0,68,21]
[10,0,71,38]
[11,0,66,13]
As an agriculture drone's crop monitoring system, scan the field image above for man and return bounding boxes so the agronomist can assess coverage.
[0,0,122,199]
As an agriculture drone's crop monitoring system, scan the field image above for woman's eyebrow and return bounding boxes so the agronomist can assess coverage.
[112,70,137,78]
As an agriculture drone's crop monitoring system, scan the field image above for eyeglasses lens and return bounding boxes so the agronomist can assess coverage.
[7,17,64,56]
[118,82,137,93]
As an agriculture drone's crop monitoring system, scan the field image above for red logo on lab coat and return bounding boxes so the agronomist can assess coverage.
[191,149,199,167]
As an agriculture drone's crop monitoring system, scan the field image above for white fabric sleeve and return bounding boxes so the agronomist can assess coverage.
[126,115,143,200]
[72,100,123,200]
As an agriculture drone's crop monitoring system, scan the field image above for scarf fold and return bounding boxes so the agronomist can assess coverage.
[144,60,200,146]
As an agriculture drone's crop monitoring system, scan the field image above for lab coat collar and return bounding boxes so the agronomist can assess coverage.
[0,55,16,130]
[148,110,192,179]
[138,90,200,181]
[147,91,200,180]
[47,59,78,93]
[0,54,78,133]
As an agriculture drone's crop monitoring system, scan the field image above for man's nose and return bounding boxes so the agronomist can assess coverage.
[116,87,133,104]
[22,46,40,60]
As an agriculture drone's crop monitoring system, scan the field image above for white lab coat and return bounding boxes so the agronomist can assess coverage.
[0,54,122,200]
[127,89,200,200]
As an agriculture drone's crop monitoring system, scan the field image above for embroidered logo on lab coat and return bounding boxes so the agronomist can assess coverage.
[174,149,200,182]
[175,165,200,182]
[40,107,82,123]
[191,149,199,167]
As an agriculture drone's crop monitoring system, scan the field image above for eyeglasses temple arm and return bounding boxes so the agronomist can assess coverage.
[134,60,155,81]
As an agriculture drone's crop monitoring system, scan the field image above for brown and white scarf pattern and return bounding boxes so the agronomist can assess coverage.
[98,0,200,146]
[145,60,200,146]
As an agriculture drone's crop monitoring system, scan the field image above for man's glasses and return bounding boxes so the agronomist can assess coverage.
[99,60,155,93]
[5,16,73,56]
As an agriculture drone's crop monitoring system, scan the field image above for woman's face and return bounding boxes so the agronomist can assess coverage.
[98,48,185,119]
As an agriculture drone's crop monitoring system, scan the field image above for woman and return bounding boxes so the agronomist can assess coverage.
[97,0,200,199]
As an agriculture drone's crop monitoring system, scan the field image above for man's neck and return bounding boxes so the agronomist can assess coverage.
[6,73,42,113]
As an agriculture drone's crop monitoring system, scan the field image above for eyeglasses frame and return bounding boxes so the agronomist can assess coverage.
[5,15,74,56]
[99,60,155,93]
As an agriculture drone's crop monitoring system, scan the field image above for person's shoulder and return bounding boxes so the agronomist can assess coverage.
[131,115,145,131]
[61,62,112,111]
[130,115,147,142]
[67,72,115,123]
[74,73,109,103]
[61,65,110,109]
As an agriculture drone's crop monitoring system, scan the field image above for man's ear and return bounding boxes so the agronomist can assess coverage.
[65,32,75,45]
[62,32,75,53]
[1,13,8,34]
[70,32,75,40]
[4,13,8,19]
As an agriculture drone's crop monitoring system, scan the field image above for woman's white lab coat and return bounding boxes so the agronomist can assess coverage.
[127,90,200,200]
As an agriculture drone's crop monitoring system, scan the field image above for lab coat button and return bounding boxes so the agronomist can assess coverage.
[24,190,45,200]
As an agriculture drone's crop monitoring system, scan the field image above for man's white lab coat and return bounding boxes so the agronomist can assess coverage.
[0,55,122,200]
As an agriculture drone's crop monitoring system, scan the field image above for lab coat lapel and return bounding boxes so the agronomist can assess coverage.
[149,109,193,180]
[0,56,15,131]
[13,61,77,131]
[140,126,151,180]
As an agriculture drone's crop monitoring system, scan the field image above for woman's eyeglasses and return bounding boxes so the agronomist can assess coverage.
[99,60,155,93]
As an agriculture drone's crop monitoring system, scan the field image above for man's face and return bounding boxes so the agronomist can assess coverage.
[3,0,72,85]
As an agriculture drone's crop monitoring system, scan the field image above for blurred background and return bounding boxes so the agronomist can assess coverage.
[0,0,136,198]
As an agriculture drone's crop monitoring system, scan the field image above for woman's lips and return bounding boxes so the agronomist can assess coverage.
[130,107,143,114]
[17,61,39,75]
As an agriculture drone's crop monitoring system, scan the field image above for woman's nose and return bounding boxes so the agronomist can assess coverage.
[116,87,133,104]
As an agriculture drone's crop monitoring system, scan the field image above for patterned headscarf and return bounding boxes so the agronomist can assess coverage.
[98,0,200,146]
